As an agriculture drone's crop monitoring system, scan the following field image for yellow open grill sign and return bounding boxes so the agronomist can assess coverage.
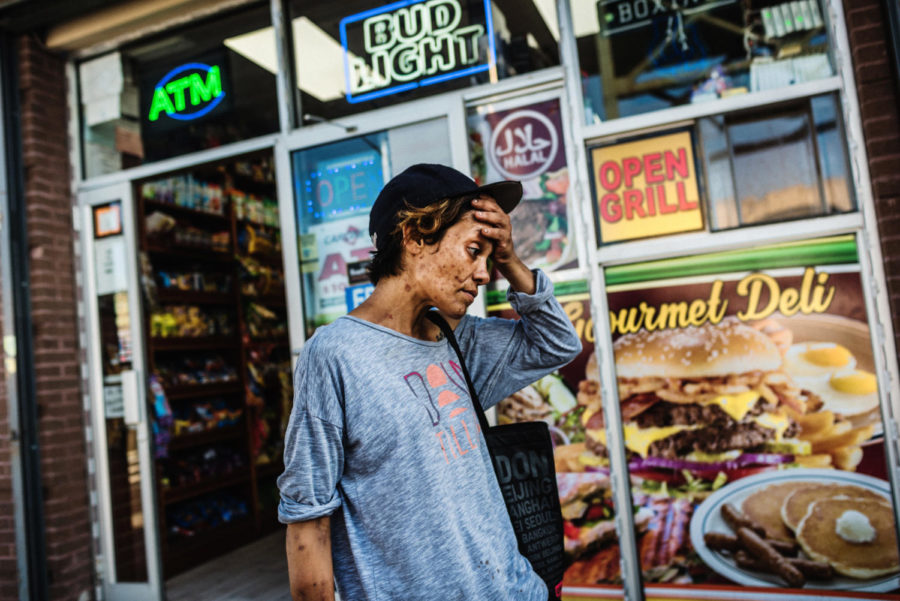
[592,131,704,243]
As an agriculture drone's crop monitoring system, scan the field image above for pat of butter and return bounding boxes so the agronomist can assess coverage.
[835,509,876,543]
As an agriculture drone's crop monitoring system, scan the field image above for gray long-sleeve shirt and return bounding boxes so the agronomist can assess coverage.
[278,270,581,601]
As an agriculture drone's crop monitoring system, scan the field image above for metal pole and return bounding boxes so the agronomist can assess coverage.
[555,2,645,600]
[271,0,299,133]
[0,33,49,601]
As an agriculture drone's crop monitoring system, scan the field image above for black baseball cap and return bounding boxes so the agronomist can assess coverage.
[368,163,522,251]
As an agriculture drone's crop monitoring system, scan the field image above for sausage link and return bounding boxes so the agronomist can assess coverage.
[767,539,798,557]
[789,558,835,581]
[736,527,806,588]
[703,532,740,552]
[721,503,766,538]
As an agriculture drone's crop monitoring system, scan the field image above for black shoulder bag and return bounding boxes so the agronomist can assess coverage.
[426,311,565,599]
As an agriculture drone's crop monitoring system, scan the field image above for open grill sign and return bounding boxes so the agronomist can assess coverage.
[147,62,225,122]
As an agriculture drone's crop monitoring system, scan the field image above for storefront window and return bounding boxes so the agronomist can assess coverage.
[78,4,279,178]
[291,118,453,336]
[602,236,900,598]
[288,0,560,121]
[571,0,834,123]
[589,93,853,244]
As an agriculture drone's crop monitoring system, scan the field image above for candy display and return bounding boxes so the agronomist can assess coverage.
[237,255,284,298]
[233,192,279,228]
[160,445,247,489]
[145,211,230,252]
[172,399,243,437]
[237,222,281,258]
[167,492,249,539]
[244,302,287,339]
[156,269,232,294]
[142,156,287,572]
[154,355,238,388]
[246,351,291,463]
[150,305,233,338]
[142,174,227,216]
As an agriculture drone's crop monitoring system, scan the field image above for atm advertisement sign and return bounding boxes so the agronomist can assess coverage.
[591,131,704,243]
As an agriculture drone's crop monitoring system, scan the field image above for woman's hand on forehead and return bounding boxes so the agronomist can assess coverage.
[472,196,515,265]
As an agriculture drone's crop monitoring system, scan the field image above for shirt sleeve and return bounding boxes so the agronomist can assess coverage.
[277,338,345,523]
[456,269,582,409]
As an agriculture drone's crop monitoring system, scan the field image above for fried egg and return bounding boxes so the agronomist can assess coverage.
[807,369,879,418]
[783,342,856,383]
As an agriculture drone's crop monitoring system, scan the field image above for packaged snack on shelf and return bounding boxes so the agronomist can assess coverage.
[155,354,239,387]
[150,305,234,338]
[149,374,173,458]
[162,445,247,488]
[167,492,249,539]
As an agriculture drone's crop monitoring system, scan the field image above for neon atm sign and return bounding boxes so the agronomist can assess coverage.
[147,62,225,122]
[340,0,495,104]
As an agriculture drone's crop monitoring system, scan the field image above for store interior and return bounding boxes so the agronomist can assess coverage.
[132,151,291,587]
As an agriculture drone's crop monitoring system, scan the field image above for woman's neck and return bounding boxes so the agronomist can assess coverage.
[349,275,437,340]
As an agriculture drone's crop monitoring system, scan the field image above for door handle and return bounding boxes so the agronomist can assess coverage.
[121,369,140,427]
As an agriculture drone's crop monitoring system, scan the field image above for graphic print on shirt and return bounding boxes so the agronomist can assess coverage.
[403,360,481,464]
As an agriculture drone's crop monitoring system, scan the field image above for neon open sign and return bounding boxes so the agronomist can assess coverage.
[147,62,225,122]
[340,0,495,104]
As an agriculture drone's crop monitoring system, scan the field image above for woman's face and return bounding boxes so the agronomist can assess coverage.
[407,210,493,318]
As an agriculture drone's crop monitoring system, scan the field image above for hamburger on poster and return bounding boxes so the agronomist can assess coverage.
[583,318,816,486]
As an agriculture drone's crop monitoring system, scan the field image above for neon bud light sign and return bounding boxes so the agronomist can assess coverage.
[147,63,225,122]
[340,0,495,104]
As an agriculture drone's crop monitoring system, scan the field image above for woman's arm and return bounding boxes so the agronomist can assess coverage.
[287,517,335,601]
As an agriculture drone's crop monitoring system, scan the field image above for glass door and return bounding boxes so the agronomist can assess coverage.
[79,182,163,601]
[279,97,470,343]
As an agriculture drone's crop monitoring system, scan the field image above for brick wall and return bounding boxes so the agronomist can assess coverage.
[0,288,17,598]
[842,0,900,354]
[18,36,93,601]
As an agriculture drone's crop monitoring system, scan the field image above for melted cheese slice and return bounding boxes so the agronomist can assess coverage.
[703,391,760,422]
[752,411,791,441]
[588,424,701,458]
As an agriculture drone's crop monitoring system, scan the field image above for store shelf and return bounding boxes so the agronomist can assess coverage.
[241,251,283,268]
[162,468,251,505]
[143,199,229,224]
[236,217,280,230]
[244,293,286,307]
[157,289,234,305]
[164,381,242,400]
[168,424,245,451]
[146,245,233,264]
[244,335,288,346]
[150,337,239,351]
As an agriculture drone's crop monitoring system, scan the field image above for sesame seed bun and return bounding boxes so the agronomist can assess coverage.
[613,319,783,380]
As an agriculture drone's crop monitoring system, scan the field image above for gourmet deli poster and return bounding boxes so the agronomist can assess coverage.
[468,97,575,272]
[492,236,900,601]
[613,235,899,600]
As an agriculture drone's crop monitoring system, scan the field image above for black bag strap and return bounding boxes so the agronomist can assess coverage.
[426,311,491,434]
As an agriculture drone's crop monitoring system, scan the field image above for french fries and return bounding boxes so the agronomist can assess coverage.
[794,453,832,468]
[833,444,864,471]
[554,442,587,473]
[787,407,872,472]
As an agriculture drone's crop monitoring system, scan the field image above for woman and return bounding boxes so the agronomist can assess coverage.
[278,164,581,601]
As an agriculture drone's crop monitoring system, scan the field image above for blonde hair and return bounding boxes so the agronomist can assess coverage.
[368,194,477,283]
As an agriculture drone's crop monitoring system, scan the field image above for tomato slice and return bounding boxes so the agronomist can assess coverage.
[563,521,581,540]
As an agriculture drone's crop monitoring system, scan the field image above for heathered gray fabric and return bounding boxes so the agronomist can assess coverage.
[278,270,580,601]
